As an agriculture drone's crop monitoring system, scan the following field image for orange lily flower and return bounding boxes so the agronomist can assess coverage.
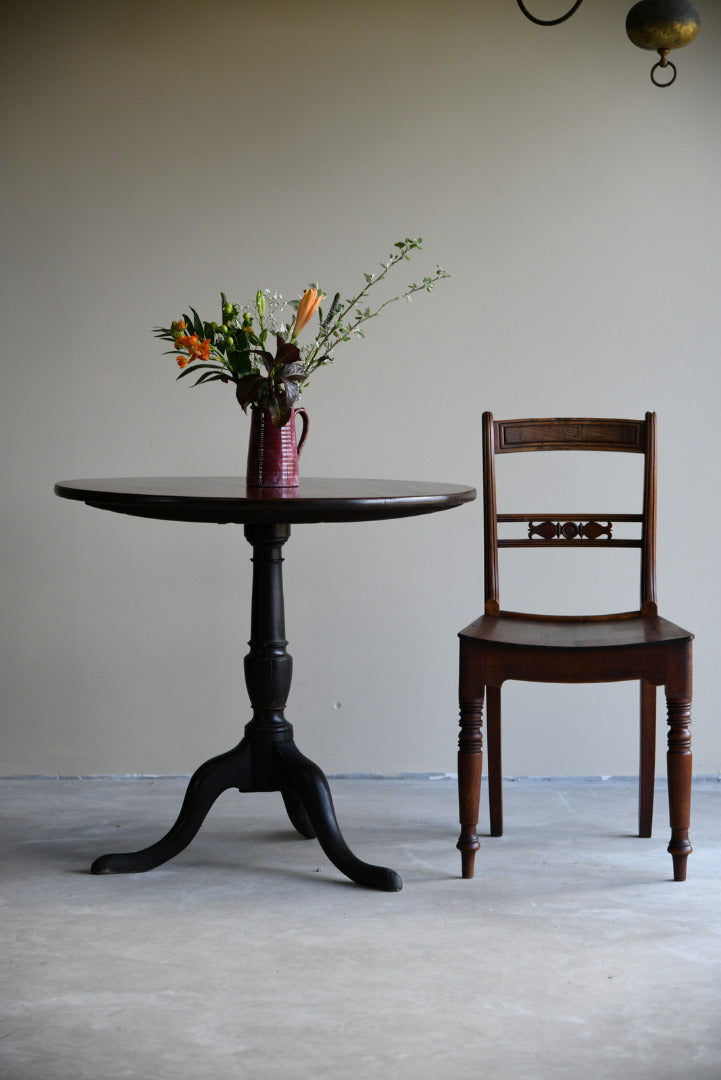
[292,288,323,338]
[174,332,212,365]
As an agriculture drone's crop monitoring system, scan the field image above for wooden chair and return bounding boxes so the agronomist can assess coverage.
[457,412,693,881]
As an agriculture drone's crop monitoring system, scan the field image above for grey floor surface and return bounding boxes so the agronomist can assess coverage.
[2,775,720,1080]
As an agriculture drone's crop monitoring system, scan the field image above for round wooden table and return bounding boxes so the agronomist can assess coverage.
[55,477,476,890]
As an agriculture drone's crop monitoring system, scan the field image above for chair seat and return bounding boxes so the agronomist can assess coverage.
[460,612,692,651]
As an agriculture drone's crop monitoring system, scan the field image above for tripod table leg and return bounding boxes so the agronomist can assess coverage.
[91,738,252,874]
[276,740,402,891]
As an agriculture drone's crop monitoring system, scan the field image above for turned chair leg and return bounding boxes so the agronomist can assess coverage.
[638,679,656,838]
[457,694,484,878]
[666,694,692,881]
[486,685,503,837]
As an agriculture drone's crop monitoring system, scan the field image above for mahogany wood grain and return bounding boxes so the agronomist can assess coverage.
[457,412,693,882]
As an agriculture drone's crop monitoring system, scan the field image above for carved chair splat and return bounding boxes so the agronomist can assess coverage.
[457,412,694,882]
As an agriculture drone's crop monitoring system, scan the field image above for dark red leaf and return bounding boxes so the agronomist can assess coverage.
[235,373,264,411]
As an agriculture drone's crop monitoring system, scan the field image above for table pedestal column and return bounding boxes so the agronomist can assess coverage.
[91,522,402,892]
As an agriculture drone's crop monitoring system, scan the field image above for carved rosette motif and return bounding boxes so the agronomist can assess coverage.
[528,519,613,541]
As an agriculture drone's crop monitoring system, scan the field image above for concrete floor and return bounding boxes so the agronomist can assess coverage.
[2,775,720,1080]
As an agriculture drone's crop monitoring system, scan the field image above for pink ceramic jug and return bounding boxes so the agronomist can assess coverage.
[246,406,310,488]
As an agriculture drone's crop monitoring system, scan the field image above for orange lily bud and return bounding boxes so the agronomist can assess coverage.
[292,288,323,338]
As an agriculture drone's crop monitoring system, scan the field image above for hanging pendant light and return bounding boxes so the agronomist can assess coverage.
[626,0,701,86]
[516,0,700,87]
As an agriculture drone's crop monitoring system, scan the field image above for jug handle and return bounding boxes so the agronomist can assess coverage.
[295,408,310,458]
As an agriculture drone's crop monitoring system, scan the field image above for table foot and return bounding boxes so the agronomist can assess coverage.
[281,788,317,839]
[276,742,403,891]
[91,739,252,874]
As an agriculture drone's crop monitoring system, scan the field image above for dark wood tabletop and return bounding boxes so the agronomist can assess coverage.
[54,476,477,524]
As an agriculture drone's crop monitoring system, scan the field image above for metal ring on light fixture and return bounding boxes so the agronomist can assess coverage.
[651,55,678,86]
[516,0,585,26]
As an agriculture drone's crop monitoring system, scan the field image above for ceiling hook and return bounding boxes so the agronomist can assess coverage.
[516,0,585,26]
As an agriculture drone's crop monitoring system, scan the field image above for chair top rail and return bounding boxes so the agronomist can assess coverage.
[495,418,645,454]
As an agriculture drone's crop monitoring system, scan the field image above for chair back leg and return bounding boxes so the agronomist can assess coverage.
[638,679,657,838]
[486,685,503,836]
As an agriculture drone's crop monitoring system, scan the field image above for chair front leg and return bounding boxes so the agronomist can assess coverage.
[666,694,692,881]
[457,692,484,879]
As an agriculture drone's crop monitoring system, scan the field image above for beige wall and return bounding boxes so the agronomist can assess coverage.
[2,0,719,777]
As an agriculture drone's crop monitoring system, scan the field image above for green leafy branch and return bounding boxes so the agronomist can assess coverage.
[302,238,449,377]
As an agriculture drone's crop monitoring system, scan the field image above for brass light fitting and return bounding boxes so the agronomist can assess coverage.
[516,0,701,87]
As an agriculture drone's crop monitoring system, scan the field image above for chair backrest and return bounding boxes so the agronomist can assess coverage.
[482,412,657,618]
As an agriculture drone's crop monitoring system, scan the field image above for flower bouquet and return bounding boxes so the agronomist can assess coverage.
[155,237,448,428]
